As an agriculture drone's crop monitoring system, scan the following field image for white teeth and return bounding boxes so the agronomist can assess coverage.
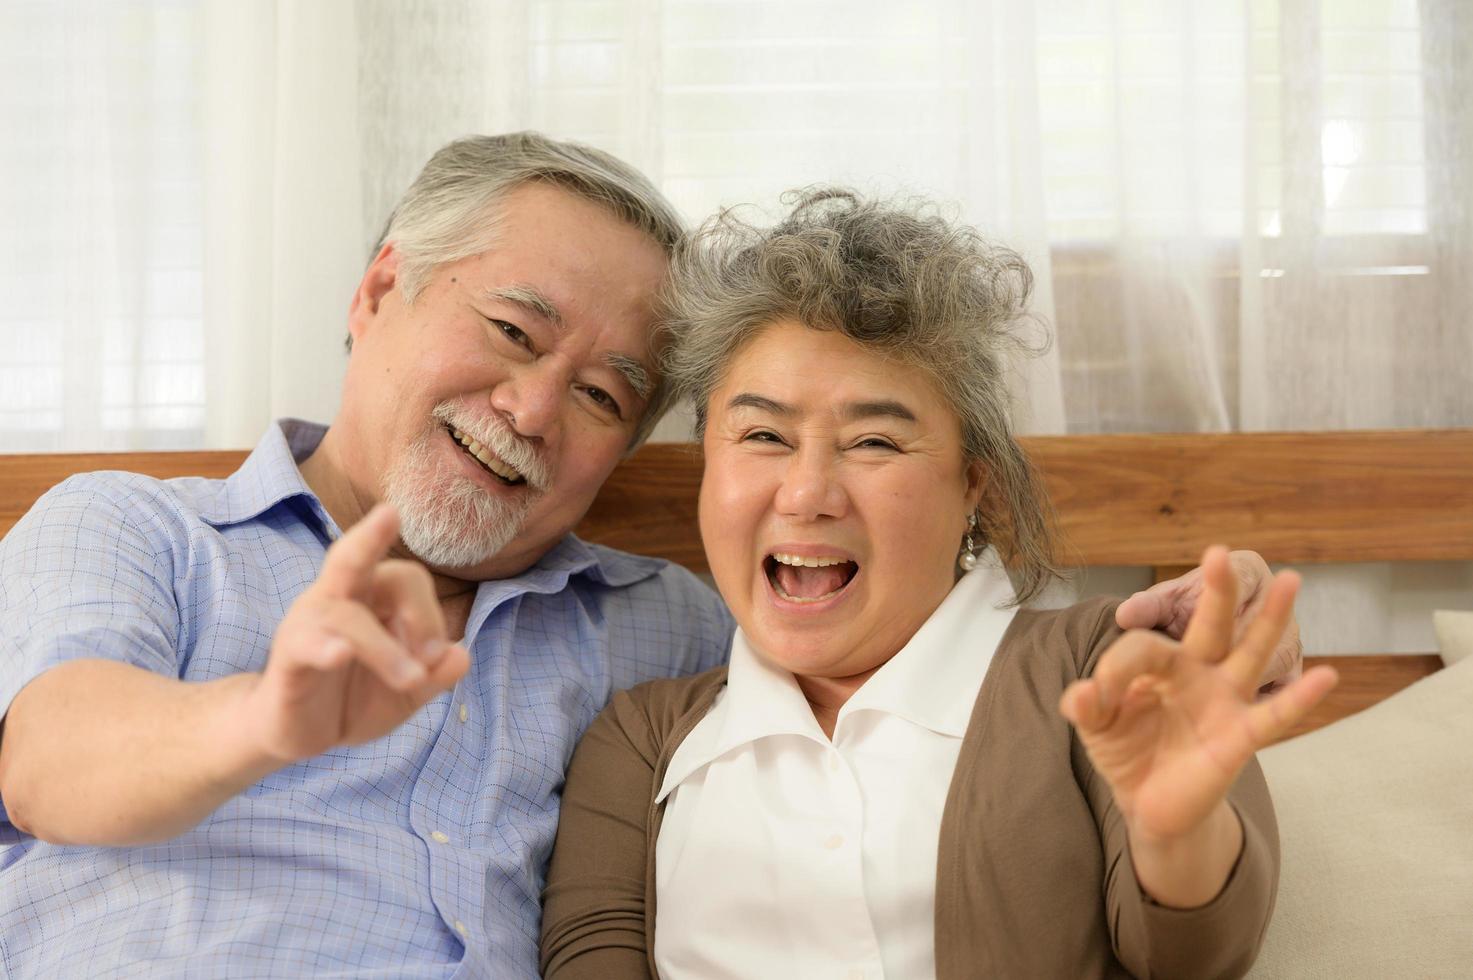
[449,426,525,483]
[767,552,857,604]
[770,552,849,568]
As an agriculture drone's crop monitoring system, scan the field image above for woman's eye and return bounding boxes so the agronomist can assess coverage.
[853,437,897,451]
[492,320,531,349]
[743,430,786,445]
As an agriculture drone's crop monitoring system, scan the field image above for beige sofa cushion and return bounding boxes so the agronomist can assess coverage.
[1248,655,1473,978]
[1433,609,1473,665]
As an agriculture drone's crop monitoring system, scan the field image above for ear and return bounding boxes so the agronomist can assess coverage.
[347,243,400,343]
[963,458,988,517]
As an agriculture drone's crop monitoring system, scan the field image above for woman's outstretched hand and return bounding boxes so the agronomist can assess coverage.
[1059,546,1338,908]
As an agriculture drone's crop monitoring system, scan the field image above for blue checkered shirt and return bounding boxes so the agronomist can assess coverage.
[0,420,733,978]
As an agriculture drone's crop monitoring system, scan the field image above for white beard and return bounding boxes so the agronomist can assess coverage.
[382,424,539,569]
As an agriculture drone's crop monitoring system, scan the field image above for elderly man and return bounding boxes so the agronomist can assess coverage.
[0,132,1294,978]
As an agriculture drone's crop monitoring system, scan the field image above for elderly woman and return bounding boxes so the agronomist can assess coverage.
[539,190,1335,979]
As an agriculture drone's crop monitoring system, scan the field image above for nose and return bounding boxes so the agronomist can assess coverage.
[774,446,848,521]
[489,359,565,440]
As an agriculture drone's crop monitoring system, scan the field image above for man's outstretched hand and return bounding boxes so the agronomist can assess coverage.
[0,503,472,848]
[239,504,470,765]
[1115,550,1303,691]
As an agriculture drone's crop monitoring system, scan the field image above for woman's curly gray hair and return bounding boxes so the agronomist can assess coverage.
[661,187,1059,602]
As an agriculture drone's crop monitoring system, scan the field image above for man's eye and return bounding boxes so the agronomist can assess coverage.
[743,430,785,445]
[853,437,897,451]
[582,386,623,419]
[493,320,531,349]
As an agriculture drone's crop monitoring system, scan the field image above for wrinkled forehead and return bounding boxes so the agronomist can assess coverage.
[711,320,960,424]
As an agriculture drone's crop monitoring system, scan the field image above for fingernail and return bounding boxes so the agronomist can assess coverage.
[419,638,448,663]
[397,659,426,683]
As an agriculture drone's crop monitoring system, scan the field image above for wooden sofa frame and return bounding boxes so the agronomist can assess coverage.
[4,428,1471,741]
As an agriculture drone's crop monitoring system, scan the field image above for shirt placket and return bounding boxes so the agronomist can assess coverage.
[817,741,886,980]
[407,593,509,972]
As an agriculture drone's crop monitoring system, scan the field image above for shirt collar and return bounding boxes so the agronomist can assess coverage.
[197,418,335,533]
[837,549,1017,738]
[655,627,828,802]
[537,534,668,588]
[655,548,1018,802]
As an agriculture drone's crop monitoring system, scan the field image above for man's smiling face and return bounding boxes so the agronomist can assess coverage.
[341,180,669,578]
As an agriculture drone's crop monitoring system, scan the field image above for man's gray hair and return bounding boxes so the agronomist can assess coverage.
[371,131,686,447]
[660,187,1059,602]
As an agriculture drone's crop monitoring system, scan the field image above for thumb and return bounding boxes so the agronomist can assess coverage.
[1115,586,1173,634]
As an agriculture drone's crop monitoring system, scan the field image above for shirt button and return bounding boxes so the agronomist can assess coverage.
[826,751,840,770]
[430,830,450,844]
[823,833,845,850]
[457,703,468,723]
[847,970,865,980]
[454,920,469,939]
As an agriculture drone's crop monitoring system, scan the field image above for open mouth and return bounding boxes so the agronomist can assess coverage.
[445,423,526,486]
[763,552,860,604]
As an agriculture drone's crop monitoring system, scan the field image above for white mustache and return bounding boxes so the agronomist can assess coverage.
[433,402,552,491]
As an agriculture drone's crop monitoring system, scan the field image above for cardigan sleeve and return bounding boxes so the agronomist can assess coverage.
[1072,612,1281,980]
[540,687,663,980]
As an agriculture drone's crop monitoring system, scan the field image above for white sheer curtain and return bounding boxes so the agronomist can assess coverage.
[200,0,364,446]
[0,1,359,450]
[3,0,1470,650]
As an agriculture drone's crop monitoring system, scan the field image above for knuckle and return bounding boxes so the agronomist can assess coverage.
[395,611,423,640]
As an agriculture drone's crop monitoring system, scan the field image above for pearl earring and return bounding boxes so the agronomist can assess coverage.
[958,513,980,572]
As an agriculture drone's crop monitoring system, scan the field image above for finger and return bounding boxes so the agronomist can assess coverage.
[1068,631,1179,732]
[316,600,427,691]
[407,643,471,702]
[1059,678,1104,730]
[1222,570,1300,696]
[1256,650,1303,698]
[1060,672,1161,734]
[1114,580,1182,635]
[1243,664,1339,746]
[369,560,449,663]
[1227,551,1271,608]
[316,504,400,599]
[298,635,354,673]
[1260,617,1304,690]
[1179,546,1237,662]
[1226,551,1273,644]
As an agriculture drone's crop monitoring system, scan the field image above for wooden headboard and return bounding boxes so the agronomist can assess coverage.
[4,428,1472,739]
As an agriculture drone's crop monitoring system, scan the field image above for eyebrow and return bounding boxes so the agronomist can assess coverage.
[483,285,650,402]
[605,352,654,399]
[728,393,792,415]
[843,399,917,423]
[482,285,564,328]
[727,393,918,423]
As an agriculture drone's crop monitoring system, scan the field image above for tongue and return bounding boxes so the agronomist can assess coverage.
[776,563,848,599]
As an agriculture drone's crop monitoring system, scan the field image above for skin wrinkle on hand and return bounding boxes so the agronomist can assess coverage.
[1116,552,1304,690]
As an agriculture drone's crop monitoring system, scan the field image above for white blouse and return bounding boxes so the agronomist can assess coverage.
[653,554,1019,980]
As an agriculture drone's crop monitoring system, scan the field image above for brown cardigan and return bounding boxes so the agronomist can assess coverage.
[541,598,1279,979]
